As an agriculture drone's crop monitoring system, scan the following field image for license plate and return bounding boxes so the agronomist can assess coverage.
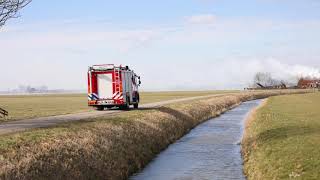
[98,100,114,105]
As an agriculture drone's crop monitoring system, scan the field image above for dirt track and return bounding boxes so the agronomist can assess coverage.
[0,94,230,135]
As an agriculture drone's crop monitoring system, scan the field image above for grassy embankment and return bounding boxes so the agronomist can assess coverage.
[0,90,237,122]
[242,92,320,180]
[0,90,311,179]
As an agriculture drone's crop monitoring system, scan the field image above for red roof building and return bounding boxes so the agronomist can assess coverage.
[297,78,320,89]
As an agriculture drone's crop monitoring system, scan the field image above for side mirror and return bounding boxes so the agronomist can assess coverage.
[139,80,141,85]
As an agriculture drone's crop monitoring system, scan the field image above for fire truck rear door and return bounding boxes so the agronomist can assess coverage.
[97,73,113,99]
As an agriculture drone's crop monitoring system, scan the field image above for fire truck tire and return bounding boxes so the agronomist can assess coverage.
[96,106,104,111]
[120,98,130,110]
[106,106,113,109]
[120,104,129,110]
[134,94,140,109]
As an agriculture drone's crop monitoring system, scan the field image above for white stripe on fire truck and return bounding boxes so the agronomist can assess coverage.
[112,92,118,97]
[113,92,120,98]
[114,93,123,100]
[92,93,99,99]
[88,93,98,100]
[114,95,120,100]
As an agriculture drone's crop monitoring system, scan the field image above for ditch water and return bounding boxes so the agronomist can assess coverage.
[131,99,262,180]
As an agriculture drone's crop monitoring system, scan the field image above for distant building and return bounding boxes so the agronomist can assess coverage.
[297,78,320,89]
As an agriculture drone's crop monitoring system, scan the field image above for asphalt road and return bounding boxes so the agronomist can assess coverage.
[0,94,232,135]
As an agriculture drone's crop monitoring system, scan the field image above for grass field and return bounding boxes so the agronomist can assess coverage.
[242,92,320,180]
[0,90,237,121]
[1,90,306,179]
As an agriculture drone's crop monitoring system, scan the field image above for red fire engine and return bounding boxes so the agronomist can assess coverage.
[87,64,141,110]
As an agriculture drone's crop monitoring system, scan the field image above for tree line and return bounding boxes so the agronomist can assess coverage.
[253,72,287,88]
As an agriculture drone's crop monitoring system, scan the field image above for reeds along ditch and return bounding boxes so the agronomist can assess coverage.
[0,90,311,180]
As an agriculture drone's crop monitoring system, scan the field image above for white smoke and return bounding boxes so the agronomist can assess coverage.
[289,65,320,79]
[254,59,320,83]
[199,58,320,89]
[141,58,320,91]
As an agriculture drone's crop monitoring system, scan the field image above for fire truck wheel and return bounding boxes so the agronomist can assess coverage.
[120,99,130,110]
[96,106,104,111]
[120,104,129,110]
[134,103,139,109]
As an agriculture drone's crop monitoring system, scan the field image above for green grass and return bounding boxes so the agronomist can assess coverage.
[242,92,320,180]
[0,90,237,121]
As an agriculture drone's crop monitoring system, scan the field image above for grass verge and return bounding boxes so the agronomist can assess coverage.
[0,90,311,179]
[242,92,320,180]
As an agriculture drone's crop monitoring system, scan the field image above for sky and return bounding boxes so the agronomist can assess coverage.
[0,0,320,91]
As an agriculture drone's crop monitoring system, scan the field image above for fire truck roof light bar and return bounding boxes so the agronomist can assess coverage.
[89,64,132,71]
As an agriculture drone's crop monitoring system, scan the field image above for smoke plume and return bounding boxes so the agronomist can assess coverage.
[255,59,320,83]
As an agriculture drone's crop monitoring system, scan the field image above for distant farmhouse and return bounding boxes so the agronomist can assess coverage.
[297,78,320,89]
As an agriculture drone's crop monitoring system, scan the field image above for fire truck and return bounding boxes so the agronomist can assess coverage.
[87,64,141,110]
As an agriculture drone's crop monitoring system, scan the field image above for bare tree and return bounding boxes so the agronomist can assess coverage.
[0,0,31,27]
[254,72,272,87]
[254,72,282,87]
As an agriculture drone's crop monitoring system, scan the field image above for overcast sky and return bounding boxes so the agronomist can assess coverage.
[0,0,320,91]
